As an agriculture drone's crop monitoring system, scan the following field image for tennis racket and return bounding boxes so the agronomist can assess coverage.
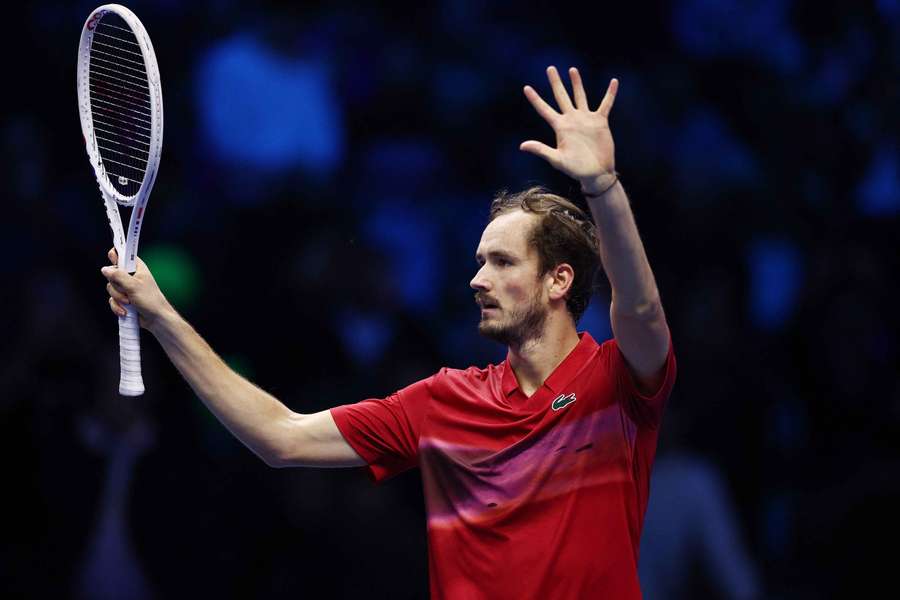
[77,4,163,396]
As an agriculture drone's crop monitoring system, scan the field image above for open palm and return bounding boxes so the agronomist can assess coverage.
[520,67,618,188]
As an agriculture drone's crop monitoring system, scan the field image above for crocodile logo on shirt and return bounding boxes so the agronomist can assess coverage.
[551,393,576,411]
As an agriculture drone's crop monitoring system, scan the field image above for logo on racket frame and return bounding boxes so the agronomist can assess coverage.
[86,10,106,31]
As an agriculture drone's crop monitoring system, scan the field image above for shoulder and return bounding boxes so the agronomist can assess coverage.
[567,332,611,374]
[593,336,633,372]
[430,362,503,394]
[596,336,619,357]
[433,362,498,383]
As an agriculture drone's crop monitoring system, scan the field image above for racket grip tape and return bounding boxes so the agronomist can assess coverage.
[118,303,145,396]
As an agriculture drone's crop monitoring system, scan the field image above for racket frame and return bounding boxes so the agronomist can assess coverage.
[77,4,163,396]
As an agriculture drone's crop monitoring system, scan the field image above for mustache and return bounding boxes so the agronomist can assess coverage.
[474,293,500,308]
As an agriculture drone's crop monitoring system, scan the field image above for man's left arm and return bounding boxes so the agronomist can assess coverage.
[585,178,670,394]
[520,66,670,393]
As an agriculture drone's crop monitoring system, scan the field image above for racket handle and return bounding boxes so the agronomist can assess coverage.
[118,303,145,396]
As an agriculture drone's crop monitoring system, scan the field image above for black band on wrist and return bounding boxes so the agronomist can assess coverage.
[582,172,619,198]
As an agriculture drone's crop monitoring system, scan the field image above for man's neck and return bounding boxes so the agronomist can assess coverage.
[507,316,580,398]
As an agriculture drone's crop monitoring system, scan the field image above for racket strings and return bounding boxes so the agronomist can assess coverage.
[90,89,152,119]
[90,49,151,82]
[88,13,151,198]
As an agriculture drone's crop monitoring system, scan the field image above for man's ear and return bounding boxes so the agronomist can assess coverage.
[547,263,574,301]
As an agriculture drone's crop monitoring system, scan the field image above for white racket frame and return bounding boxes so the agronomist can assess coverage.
[77,4,163,396]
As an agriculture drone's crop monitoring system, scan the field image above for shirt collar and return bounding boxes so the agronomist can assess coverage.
[501,331,599,397]
[501,357,518,396]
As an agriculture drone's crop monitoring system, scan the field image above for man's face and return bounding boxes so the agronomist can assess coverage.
[470,210,548,346]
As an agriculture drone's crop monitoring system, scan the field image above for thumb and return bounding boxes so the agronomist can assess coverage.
[519,140,561,168]
[101,265,136,291]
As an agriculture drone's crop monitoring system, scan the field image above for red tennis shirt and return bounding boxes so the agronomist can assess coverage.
[330,332,677,599]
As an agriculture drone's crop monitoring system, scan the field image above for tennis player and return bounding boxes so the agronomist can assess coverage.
[102,66,675,599]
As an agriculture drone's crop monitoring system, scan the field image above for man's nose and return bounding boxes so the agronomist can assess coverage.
[470,266,490,291]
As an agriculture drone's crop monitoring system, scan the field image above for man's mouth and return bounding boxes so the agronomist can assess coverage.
[478,298,500,310]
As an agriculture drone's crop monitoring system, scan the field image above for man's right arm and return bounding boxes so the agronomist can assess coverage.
[101,249,363,469]
[151,310,364,468]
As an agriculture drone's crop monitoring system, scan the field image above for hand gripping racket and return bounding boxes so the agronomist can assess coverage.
[77,4,163,396]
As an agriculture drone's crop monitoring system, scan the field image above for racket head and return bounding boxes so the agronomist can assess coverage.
[77,4,163,209]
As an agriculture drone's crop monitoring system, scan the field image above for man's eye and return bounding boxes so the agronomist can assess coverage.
[497,259,510,267]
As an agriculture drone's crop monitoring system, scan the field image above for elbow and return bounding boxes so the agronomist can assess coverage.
[613,295,664,321]
[261,412,307,469]
[256,445,289,468]
[262,452,288,469]
[261,438,298,469]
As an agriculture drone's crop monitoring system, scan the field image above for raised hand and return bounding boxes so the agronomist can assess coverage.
[520,66,618,194]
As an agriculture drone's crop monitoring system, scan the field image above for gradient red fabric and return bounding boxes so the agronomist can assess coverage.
[331,333,676,599]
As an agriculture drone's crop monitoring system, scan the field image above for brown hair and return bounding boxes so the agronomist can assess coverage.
[489,186,600,322]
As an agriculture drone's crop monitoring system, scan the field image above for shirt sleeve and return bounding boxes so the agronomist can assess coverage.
[329,374,435,484]
[609,334,677,430]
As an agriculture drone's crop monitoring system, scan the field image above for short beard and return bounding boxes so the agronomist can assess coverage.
[477,288,547,348]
